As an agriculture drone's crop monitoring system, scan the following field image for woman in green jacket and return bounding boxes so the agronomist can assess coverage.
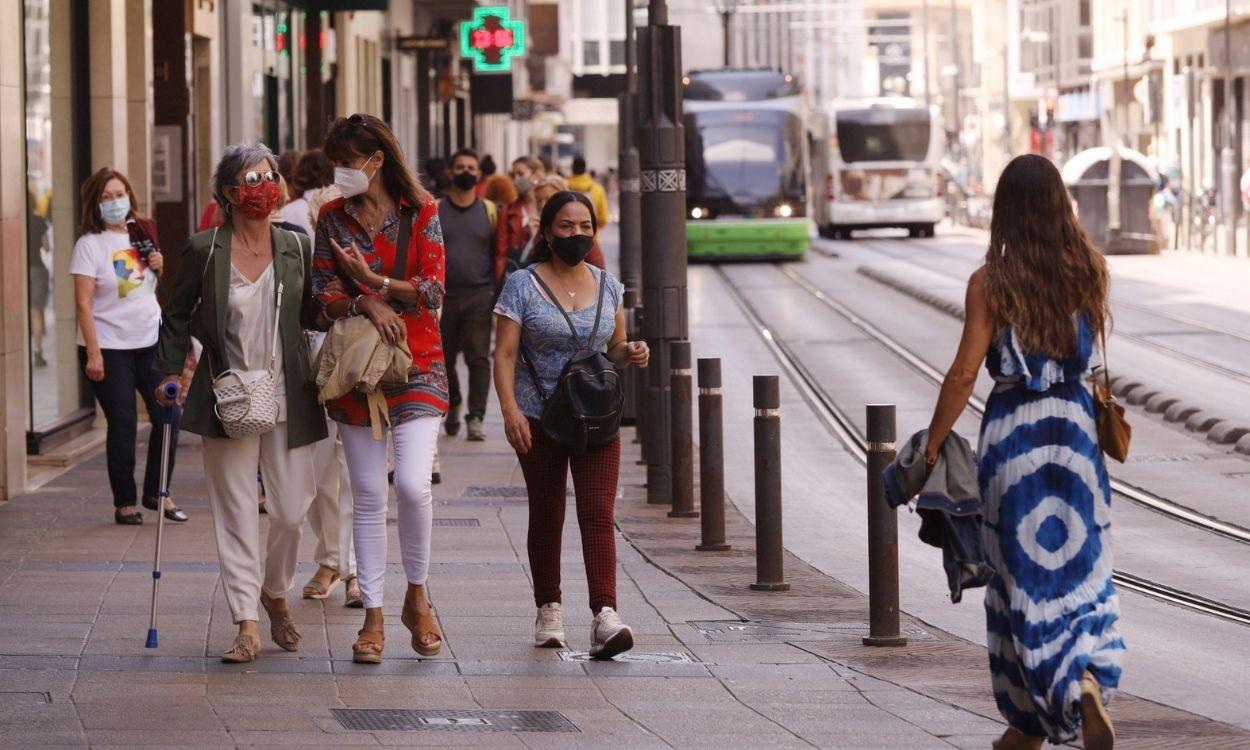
[155,142,327,663]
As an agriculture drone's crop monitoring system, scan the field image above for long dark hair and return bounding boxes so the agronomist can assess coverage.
[323,114,428,207]
[292,148,334,194]
[985,154,1110,358]
[79,167,139,234]
[531,191,597,263]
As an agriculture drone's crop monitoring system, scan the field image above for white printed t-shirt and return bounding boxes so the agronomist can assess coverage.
[69,229,161,350]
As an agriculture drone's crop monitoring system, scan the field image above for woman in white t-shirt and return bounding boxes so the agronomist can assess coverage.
[70,168,187,526]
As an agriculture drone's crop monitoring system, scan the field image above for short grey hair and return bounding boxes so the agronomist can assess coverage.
[212,142,279,214]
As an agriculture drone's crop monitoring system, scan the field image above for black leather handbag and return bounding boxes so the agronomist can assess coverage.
[521,269,623,455]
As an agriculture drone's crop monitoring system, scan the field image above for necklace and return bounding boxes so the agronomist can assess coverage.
[547,266,585,306]
[236,231,264,257]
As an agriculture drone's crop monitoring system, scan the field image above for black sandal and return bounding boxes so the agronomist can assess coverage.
[114,508,143,525]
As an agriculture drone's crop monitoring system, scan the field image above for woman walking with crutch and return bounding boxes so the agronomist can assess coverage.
[155,142,327,663]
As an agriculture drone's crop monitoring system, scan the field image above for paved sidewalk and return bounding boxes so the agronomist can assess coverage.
[1,412,1245,748]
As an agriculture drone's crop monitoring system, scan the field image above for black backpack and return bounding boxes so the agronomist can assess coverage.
[521,268,624,455]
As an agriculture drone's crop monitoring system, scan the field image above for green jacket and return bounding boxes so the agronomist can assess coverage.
[155,220,328,449]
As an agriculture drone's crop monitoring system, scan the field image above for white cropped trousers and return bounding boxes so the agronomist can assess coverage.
[338,416,440,609]
[307,420,356,578]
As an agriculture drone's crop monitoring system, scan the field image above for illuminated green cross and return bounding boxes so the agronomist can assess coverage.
[459,6,526,73]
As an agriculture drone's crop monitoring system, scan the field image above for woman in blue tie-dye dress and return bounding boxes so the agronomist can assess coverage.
[923,155,1123,750]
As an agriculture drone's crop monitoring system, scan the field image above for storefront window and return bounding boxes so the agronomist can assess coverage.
[24,0,93,440]
[252,3,298,152]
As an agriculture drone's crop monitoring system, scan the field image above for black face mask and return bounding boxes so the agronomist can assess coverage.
[551,234,594,266]
[453,171,478,191]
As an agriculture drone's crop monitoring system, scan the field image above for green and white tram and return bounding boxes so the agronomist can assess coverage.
[683,69,816,260]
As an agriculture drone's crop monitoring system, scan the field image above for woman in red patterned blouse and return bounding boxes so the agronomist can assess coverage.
[313,114,447,665]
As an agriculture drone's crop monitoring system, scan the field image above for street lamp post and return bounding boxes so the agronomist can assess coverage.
[619,0,644,427]
[637,0,690,506]
[1220,0,1238,256]
[713,0,739,68]
[619,2,642,312]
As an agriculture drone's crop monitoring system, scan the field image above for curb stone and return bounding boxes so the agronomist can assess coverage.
[1236,432,1250,455]
[855,264,1240,448]
[1207,422,1250,445]
[1165,401,1201,423]
[1185,412,1221,433]
[1145,393,1179,413]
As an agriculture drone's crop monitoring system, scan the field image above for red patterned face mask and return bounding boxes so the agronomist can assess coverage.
[234,180,282,220]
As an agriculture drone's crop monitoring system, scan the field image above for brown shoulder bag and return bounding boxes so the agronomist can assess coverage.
[1093,330,1131,462]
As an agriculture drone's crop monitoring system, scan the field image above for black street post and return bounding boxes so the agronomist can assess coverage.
[637,0,690,506]
[619,0,643,428]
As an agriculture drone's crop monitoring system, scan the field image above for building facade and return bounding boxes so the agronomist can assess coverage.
[1,0,502,501]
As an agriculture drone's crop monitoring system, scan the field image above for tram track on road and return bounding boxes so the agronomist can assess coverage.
[714,262,1250,628]
[852,238,1250,385]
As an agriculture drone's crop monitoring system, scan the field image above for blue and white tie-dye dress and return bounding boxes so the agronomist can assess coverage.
[979,316,1126,743]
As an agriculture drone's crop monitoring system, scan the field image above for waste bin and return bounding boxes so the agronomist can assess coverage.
[1061,147,1160,254]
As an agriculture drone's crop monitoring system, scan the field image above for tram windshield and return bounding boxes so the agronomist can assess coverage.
[686,109,804,209]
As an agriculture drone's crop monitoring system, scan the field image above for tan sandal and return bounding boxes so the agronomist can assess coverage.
[221,633,261,663]
[352,629,385,664]
[401,594,443,657]
[1080,672,1114,750]
[302,567,340,599]
[260,593,301,652]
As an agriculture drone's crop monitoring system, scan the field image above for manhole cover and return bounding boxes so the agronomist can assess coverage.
[462,486,573,499]
[558,651,694,663]
[432,518,481,527]
[689,620,936,643]
[0,692,51,705]
[462,486,530,498]
[1125,454,1209,463]
[332,708,579,733]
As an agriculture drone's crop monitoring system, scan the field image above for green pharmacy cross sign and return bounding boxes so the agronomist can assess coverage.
[460,6,525,73]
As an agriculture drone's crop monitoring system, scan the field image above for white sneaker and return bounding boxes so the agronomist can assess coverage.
[589,606,634,660]
[534,603,567,648]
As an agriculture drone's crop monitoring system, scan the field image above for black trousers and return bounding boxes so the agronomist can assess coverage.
[79,344,181,508]
[440,285,494,421]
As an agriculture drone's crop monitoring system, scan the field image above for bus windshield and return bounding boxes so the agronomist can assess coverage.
[835,108,931,163]
[686,109,802,206]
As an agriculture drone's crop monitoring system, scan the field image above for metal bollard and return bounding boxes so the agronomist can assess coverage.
[750,376,789,591]
[696,359,730,551]
[668,341,698,518]
[863,404,907,647]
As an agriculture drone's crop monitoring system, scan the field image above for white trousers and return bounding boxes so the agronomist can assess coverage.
[307,420,356,578]
[339,416,440,609]
[202,422,316,623]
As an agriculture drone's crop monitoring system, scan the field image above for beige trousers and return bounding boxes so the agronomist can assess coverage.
[202,422,316,623]
[307,419,356,578]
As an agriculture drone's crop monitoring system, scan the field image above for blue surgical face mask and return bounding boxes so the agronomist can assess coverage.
[99,196,131,226]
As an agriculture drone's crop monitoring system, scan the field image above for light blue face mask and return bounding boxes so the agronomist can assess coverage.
[99,196,131,226]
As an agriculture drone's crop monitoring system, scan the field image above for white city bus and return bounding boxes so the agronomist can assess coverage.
[821,98,945,239]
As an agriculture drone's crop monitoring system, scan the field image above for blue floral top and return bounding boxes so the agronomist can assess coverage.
[493,266,623,420]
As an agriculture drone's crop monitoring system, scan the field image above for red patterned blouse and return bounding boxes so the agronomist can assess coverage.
[312,195,449,426]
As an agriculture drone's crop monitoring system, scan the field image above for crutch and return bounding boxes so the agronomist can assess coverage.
[146,381,181,649]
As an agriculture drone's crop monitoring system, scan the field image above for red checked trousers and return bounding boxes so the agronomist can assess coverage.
[516,420,620,614]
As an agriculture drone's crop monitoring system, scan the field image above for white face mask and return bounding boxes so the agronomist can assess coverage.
[334,157,377,199]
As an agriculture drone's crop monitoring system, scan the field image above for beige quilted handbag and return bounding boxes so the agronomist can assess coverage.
[211,278,284,439]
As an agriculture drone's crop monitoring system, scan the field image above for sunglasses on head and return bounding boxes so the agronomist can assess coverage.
[236,170,280,187]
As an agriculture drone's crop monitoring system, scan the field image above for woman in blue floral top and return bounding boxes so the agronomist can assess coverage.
[493,191,649,660]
